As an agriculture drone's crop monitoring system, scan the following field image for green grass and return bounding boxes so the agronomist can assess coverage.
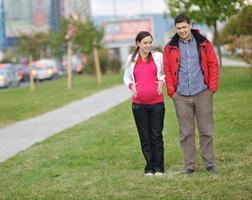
[0,73,122,127]
[0,68,252,199]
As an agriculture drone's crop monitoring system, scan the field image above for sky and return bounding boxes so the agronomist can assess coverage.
[90,0,167,16]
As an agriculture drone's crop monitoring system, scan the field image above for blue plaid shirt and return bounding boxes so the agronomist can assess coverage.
[177,36,207,96]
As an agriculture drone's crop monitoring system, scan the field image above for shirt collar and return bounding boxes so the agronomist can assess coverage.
[179,35,195,44]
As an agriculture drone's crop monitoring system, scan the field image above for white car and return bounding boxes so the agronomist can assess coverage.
[32,59,61,81]
[0,67,20,88]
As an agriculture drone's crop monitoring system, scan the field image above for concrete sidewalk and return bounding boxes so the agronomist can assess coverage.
[222,58,249,67]
[0,84,131,163]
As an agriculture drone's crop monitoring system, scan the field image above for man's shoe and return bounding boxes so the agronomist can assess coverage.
[207,166,217,173]
[145,172,153,176]
[184,169,195,175]
[154,172,164,176]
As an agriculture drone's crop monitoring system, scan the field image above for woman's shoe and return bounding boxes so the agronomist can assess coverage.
[154,172,164,176]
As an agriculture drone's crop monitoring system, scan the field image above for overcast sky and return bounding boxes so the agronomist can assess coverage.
[90,0,167,16]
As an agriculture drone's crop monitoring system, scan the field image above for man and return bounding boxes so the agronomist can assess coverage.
[163,14,219,174]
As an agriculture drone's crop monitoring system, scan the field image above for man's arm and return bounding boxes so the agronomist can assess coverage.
[206,42,219,93]
[164,46,176,98]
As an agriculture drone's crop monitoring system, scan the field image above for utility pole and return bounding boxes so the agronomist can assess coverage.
[113,0,117,18]
[140,0,144,15]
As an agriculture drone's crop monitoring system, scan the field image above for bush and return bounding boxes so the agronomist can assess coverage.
[85,48,121,75]
[220,6,252,65]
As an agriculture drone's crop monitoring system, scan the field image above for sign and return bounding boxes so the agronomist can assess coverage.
[3,0,50,37]
[103,18,153,43]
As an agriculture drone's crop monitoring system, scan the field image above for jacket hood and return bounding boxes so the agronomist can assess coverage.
[168,29,208,47]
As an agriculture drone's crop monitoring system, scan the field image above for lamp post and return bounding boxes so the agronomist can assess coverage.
[113,0,117,18]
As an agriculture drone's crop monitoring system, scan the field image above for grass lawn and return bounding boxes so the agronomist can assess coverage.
[0,73,122,127]
[0,68,251,199]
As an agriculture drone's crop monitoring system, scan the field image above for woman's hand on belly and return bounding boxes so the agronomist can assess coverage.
[156,80,165,95]
[130,83,138,97]
[135,82,161,102]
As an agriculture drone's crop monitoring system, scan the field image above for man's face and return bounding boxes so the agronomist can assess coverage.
[175,21,192,41]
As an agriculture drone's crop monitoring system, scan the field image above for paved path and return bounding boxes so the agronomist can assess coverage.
[222,58,249,67]
[0,84,131,163]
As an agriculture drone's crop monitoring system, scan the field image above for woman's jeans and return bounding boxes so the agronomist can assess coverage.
[132,102,165,173]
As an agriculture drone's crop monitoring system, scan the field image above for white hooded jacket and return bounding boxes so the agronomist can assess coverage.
[123,51,165,88]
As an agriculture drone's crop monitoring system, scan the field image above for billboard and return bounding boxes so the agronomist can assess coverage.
[3,0,50,37]
[103,18,153,44]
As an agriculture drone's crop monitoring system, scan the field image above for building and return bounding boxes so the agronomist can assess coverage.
[93,14,210,66]
[93,14,172,67]
[0,0,91,52]
[59,0,91,22]
[0,0,61,51]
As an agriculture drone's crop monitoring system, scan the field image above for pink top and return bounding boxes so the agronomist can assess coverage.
[131,55,164,104]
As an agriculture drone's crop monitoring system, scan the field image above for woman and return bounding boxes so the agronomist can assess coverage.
[123,31,166,176]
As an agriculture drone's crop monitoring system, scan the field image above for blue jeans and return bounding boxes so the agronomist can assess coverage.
[132,102,165,173]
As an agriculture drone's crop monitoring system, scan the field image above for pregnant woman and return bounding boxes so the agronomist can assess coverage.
[123,31,166,176]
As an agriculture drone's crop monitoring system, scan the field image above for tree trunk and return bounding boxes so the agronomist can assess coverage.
[67,41,73,90]
[29,54,35,92]
[93,47,102,85]
[213,22,222,68]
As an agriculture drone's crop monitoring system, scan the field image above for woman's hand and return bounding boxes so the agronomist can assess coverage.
[131,83,138,97]
[156,80,165,95]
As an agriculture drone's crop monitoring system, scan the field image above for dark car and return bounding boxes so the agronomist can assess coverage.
[14,64,30,82]
[62,56,84,74]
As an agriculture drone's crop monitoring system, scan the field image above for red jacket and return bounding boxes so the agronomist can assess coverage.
[163,29,219,98]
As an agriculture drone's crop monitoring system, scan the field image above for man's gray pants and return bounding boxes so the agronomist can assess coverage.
[173,89,216,170]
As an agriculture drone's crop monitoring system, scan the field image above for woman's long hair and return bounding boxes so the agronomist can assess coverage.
[131,31,153,63]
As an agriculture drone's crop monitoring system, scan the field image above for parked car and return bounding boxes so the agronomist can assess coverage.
[0,66,20,88]
[14,64,30,82]
[62,56,84,74]
[32,59,63,81]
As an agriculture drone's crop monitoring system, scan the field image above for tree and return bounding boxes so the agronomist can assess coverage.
[220,5,252,76]
[48,19,68,59]
[73,20,104,54]
[16,32,49,91]
[49,17,104,86]
[166,0,245,68]
[17,32,49,60]
[49,18,104,58]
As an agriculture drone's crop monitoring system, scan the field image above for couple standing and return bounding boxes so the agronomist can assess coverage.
[123,14,219,176]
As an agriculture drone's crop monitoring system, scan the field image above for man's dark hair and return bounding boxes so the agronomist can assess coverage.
[174,14,191,25]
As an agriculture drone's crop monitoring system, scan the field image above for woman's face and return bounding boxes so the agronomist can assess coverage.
[137,36,152,54]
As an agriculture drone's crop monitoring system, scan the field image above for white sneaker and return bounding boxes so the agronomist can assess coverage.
[154,172,164,176]
[145,172,153,176]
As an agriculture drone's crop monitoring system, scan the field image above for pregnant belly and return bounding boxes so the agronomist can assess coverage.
[136,84,159,103]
